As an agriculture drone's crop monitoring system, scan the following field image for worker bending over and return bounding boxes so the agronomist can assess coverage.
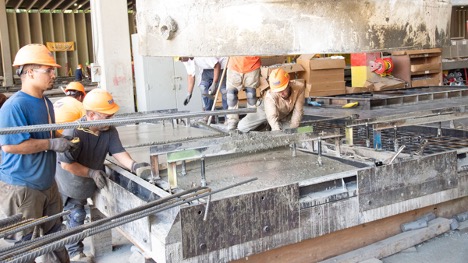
[55,89,151,261]
[53,82,87,135]
[238,68,305,132]
[178,57,228,111]
[226,56,261,130]
[0,44,77,263]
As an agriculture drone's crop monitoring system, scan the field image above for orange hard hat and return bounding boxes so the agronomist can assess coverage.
[269,68,290,92]
[54,97,85,123]
[65,82,86,96]
[83,88,120,115]
[12,44,61,68]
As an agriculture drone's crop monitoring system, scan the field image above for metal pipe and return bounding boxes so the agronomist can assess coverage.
[365,123,370,148]
[200,158,207,187]
[317,137,323,166]
[0,108,256,135]
[5,178,257,263]
[181,160,187,176]
[394,126,399,152]
[291,143,297,157]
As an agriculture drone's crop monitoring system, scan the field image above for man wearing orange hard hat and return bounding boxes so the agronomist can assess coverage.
[0,44,77,262]
[55,88,151,261]
[238,68,305,132]
[53,82,87,135]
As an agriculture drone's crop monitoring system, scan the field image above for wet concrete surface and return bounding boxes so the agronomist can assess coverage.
[172,147,358,200]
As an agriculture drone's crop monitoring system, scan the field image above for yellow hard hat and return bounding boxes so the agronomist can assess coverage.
[269,68,290,92]
[54,97,86,123]
[83,89,120,115]
[173,56,180,62]
[65,82,86,96]
[13,44,61,68]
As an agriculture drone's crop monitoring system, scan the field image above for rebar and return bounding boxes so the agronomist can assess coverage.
[0,214,23,229]
[0,211,70,239]
[5,178,257,263]
[0,108,256,135]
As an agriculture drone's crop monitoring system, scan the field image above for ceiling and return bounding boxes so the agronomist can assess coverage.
[5,0,135,12]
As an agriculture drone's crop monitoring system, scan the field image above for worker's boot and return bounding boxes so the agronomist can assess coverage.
[70,252,94,263]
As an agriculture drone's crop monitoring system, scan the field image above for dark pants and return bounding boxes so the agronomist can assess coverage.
[62,196,87,257]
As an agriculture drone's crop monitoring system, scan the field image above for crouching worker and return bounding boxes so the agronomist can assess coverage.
[55,89,150,261]
[238,68,305,132]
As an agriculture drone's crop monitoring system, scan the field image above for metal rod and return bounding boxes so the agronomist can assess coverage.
[203,195,212,221]
[181,160,187,176]
[0,214,23,229]
[317,137,323,166]
[0,211,70,239]
[200,158,207,187]
[393,126,399,152]
[291,143,297,157]
[365,123,370,148]
[5,178,257,263]
[0,186,208,258]
[0,108,256,135]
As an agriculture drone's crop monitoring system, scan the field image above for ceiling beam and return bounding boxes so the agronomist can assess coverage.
[75,0,90,12]
[51,0,66,11]
[39,0,53,11]
[62,0,80,12]
[27,0,40,10]
[14,0,26,10]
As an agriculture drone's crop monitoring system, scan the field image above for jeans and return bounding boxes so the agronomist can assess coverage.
[62,196,87,257]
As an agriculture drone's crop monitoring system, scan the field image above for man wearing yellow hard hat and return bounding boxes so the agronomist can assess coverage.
[0,44,77,262]
[55,88,151,261]
[238,68,305,132]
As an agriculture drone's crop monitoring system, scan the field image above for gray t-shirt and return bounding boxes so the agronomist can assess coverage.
[55,125,125,200]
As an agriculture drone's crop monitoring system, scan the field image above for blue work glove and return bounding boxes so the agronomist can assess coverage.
[183,93,192,106]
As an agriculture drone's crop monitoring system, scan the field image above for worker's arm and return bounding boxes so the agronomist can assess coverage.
[61,161,90,178]
[112,151,136,171]
[187,75,195,94]
[212,62,221,83]
[289,88,305,128]
[264,96,282,131]
[2,137,74,154]
[1,139,49,154]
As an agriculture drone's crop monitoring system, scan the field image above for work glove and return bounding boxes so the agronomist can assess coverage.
[208,82,218,96]
[48,137,78,153]
[183,93,192,106]
[88,169,108,189]
[131,162,153,180]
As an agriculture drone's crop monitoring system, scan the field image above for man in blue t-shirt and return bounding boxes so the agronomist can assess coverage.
[0,44,76,263]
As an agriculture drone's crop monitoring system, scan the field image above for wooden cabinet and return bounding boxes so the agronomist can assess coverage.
[391,48,442,88]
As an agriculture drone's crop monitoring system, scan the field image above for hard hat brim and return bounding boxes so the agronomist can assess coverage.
[97,103,120,115]
[271,83,289,93]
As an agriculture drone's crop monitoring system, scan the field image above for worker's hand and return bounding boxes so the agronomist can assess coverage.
[131,162,150,173]
[183,93,192,106]
[88,169,108,189]
[48,138,78,153]
[208,82,218,96]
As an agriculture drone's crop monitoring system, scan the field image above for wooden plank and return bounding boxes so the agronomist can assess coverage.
[231,196,468,263]
[320,217,451,263]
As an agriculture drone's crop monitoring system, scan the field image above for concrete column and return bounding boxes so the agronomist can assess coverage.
[90,0,135,113]
[0,0,13,86]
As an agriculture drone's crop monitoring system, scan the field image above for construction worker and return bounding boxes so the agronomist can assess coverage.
[53,82,87,135]
[55,88,151,261]
[226,56,261,130]
[238,68,305,132]
[178,57,228,111]
[75,64,84,81]
[0,44,76,263]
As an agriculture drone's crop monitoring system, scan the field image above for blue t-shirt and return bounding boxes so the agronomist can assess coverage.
[0,91,56,190]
